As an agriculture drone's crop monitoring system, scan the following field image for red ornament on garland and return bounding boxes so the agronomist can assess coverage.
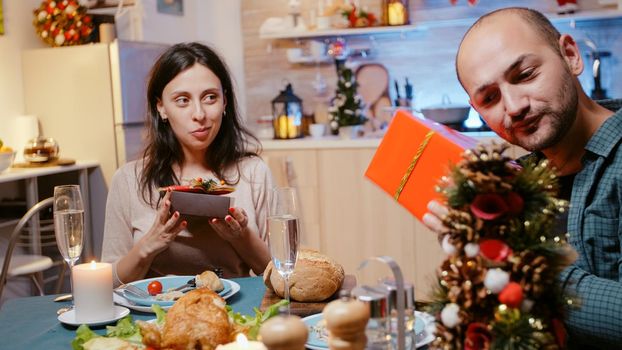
[479,239,512,262]
[498,282,523,308]
[470,193,509,220]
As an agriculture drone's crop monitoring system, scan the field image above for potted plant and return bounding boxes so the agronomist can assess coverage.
[328,66,367,139]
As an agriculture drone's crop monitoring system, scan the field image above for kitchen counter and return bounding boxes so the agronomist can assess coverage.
[260,131,498,150]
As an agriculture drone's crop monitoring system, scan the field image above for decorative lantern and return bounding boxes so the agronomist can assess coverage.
[382,0,409,26]
[271,83,304,139]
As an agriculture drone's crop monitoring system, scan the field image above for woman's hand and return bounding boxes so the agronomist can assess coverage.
[137,189,187,257]
[422,200,449,235]
[210,207,249,241]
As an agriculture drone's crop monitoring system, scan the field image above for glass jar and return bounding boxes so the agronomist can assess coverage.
[382,280,416,349]
[23,137,59,163]
[351,285,391,349]
[383,0,409,26]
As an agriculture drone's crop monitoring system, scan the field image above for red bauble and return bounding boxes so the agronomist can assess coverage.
[498,282,523,308]
[479,239,512,262]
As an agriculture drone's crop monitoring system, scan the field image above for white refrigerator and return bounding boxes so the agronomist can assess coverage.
[21,40,168,184]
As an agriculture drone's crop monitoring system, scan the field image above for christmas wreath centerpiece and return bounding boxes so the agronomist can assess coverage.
[33,0,93,47]
[427,143,577,349]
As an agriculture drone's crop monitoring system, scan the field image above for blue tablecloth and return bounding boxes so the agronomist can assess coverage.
[0,276,266,350]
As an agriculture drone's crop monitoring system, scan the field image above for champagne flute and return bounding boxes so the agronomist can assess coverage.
[267,187,301,311]
[54,185,84,311]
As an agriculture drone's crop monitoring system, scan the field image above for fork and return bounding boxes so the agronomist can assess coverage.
[116,283,151,299]
[170,278,196,293]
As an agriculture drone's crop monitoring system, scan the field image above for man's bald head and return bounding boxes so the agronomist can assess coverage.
[456,7,562,86]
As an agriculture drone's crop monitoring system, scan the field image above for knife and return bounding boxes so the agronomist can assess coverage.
[394,80,401,106]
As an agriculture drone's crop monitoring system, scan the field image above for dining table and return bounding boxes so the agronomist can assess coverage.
[0,276,266,350]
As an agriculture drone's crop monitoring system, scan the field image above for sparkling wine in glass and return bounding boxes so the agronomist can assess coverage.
[54,185,84,309]
[268,187,301,311]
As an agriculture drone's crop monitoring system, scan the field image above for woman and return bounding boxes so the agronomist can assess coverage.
[102,42,273,286]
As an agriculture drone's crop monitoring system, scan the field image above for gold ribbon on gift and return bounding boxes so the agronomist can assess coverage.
[394,130,435,201]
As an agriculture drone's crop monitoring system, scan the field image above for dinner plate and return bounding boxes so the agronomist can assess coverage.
[121,276,232,307]
[114,278,240,313]
[58,305,130,327]
[302,311,434,350]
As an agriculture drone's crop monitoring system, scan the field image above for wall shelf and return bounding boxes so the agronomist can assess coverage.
[260,8,622,40]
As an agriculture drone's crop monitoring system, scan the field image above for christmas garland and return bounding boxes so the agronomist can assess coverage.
[33,0,93,47]
[427,143,577,350]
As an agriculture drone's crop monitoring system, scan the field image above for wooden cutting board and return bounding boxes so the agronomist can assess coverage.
[12,158,76,168]
[260,275,356,317]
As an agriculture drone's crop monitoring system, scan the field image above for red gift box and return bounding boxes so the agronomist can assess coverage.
[365,110,478,221]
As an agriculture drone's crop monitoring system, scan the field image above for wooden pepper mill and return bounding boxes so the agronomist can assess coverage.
[323,290,370,350]
[259,307,308,350]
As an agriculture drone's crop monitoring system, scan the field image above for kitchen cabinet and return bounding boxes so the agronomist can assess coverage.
[262,149,321,250]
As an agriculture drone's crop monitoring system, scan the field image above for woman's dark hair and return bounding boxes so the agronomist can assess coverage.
[139,42,260,206]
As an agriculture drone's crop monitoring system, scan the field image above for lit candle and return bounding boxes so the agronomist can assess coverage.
[73,261,114,322]
[216,334,268,350]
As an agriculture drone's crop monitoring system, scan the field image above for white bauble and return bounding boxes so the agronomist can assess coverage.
[464,243,480,257]
[441,235,457,255]
[484,268,510,294]
[440,303,461,328]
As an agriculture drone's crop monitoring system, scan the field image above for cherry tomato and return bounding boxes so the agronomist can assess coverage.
[147,280,162,296]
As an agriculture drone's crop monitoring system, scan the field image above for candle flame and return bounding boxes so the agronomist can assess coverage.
[90,260,97,269]
[235,333,248,345]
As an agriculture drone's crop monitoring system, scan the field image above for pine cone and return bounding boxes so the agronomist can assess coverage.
[459,168,513,193]
[432,323,463,350]
[510,251,549,298]
[459,142,515,177]
[439,257,488,309]
[443,209,479,249]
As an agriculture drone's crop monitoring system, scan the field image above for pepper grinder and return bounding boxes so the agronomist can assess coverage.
[259,307,308,350]
[323,290,370,350]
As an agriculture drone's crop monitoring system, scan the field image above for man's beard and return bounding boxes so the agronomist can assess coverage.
[506,73,578,152]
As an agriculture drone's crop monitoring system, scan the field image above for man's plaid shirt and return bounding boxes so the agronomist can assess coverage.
[561,99,622,349]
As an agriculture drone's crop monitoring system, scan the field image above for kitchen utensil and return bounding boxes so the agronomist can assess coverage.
[116,283,151,299]
[421,95,470,125]
[54,294,73,302]
[170,278,196,292]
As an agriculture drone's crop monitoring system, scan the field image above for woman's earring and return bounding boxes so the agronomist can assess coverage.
[161,118,168,124]
[223,110,227,117]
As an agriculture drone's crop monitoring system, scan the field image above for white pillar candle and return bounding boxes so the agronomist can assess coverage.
[216,334,268,350]
[73,261,114,322]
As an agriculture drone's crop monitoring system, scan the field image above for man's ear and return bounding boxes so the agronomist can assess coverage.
[559,34,584,76]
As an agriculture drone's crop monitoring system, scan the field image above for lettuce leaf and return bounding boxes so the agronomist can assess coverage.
[152,304,167,326]
[227,299,289,340]
[71,324,100,350]
[105,316,142,344]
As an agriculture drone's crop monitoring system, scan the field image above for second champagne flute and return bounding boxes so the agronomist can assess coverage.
[267,187,301,310]
[54,185,84,311]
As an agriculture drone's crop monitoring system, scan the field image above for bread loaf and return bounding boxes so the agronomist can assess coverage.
[263,249,345,302]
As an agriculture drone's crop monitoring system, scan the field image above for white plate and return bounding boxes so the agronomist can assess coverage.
[58,305,130,327]
[302,311,436,350]
[121,276,233,307]
[113,279,241,313]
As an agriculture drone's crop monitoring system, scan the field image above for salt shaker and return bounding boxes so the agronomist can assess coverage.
[350,285,391,349]
[323,290,370,350]
[259,307,308,350]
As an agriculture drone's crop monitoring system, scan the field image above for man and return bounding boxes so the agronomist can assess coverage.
[423,7,622,348]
